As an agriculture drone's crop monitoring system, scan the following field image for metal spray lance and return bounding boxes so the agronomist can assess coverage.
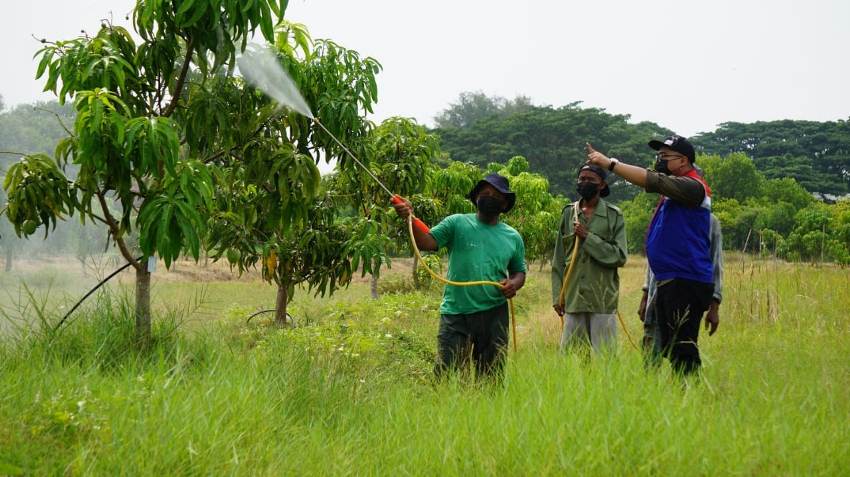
[310,118,431,234]
[237,45,430,234]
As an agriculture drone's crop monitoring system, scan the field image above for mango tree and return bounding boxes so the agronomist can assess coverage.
[334,117,438,297]
[1,0,288,341]
[490,156,564,269]
[427,160,480,218]
[202,23,384,324]
[781,202,850,264]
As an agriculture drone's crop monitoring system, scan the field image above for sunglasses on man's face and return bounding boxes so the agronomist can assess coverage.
[655,153,687,162]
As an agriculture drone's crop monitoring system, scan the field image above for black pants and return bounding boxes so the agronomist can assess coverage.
[655,279,714,375]
[436,302,509,379]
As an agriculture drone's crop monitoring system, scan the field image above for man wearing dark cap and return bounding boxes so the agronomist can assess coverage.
[586,136,714,375]
[640,165,723,364]
[393,173,527,378]
[551,164,628,352]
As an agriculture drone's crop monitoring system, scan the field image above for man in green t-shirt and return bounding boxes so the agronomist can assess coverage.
[393,173,527,378]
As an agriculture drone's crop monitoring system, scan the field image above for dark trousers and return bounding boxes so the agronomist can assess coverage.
[436,302,509,379]
[655,279,714,375]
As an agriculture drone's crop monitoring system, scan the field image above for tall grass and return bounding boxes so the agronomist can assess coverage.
[0,256,848,475]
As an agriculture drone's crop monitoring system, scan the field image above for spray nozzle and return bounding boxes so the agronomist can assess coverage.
[390,195,431,235]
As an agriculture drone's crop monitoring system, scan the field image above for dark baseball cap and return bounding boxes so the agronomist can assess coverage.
[648,135,696,163]
[578,164,610,197]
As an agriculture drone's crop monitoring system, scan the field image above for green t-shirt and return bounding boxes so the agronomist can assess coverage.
[429,213,527,315]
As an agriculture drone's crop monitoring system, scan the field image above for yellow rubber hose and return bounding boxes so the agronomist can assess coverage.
[556,202,638,351]
[556,202,582,327]
[616,310,639,351]
[406,215,518,352]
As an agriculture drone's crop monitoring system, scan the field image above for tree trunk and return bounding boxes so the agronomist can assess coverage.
[412,254,420,289]
[135,266,152,344]
[4,247,12,272]
[370,273,379,299]
[274,283,288,326]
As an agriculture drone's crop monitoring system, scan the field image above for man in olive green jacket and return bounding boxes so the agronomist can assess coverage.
[552,164,628,352]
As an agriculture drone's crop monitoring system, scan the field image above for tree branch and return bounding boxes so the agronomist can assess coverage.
[32,34,69,54]
[96,191,142,271]
[33,107,73,136]
[65,181,109,226]
[162,36,195,117]
[202,114,277,164]
[89,212,109,226]
[153,71,164,113]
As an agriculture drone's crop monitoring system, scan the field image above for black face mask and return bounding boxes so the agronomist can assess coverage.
[476,196,503,217]
[576,182,599,200]
[654,158,671,175]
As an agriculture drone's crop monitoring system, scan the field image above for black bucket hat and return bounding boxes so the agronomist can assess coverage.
[578,164,610,198]
[467,173,517,213]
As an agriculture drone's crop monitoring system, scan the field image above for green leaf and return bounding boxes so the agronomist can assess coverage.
[183,0,209,27]
[259,3,274,42]
[35,49,55,79]
[176,0,196,19]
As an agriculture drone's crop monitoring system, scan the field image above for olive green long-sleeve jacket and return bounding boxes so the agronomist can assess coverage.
[551,199,628,313]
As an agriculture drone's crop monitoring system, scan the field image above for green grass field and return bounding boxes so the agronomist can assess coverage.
[1,255,848,475]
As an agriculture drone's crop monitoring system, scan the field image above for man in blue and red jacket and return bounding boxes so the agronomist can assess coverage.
[586,135,715,375]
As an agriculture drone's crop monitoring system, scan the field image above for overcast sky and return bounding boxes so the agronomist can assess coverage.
[2,0,848,137]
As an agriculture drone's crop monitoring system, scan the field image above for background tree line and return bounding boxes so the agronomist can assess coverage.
[433,92,850,264]
[433,92,850,199]
[2,89,849,285]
